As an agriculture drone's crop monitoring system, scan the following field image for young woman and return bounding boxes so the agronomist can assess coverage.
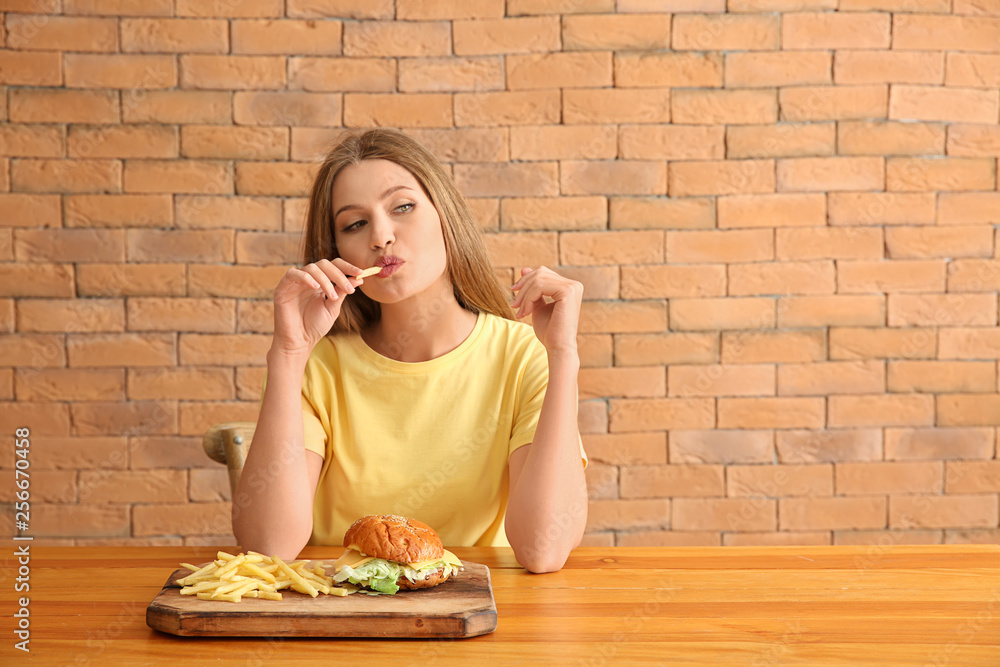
[232,128,588,573]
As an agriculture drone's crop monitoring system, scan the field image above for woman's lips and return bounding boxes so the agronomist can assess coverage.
[375,258,404,277]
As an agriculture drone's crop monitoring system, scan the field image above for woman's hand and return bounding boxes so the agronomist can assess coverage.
[270,258,365,359]
[510,266,584,356]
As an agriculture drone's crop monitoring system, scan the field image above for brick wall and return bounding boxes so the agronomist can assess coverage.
[2,0,999,548]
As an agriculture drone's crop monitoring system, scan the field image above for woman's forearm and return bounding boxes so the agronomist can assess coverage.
[505,351,588,572]
[231,350,315,559]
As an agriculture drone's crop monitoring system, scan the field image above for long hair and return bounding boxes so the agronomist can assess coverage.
[302,128,514,334]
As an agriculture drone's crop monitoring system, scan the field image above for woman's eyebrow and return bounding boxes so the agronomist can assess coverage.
[334,185,415,221]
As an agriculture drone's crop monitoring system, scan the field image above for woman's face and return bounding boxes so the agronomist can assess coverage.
[331,159,449,306]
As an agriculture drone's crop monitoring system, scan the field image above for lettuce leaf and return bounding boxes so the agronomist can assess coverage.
[334,559,401,594]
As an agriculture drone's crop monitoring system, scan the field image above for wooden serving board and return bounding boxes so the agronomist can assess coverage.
[146,560,496,638]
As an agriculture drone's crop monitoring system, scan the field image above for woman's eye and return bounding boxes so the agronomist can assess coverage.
[344,220,366,231]
[394,203,414,214]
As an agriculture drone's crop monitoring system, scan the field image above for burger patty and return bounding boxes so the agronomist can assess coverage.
[397,566,448,590]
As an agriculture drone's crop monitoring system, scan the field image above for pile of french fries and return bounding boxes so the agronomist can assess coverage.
[177,551,357,603]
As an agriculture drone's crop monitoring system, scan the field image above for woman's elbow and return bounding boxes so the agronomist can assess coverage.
[512,543,572,573]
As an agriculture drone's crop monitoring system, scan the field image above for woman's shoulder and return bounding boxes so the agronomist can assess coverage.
[479,312,543,358]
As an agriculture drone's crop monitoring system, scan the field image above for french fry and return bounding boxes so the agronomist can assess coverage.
[274,556,319,598]
[355,266,381,279]
[178,552,355,603]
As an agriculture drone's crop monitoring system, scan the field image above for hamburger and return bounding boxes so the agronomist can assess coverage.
[331,515,462,594]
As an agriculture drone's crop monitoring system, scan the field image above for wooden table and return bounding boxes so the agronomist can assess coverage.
[4,544,999,665]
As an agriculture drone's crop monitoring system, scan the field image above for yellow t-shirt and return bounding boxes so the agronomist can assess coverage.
[300,311,584,548]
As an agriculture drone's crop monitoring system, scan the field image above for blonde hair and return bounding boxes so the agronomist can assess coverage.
[303,128,514,334]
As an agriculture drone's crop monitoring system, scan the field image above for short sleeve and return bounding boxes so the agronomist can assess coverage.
[302,393,328,459]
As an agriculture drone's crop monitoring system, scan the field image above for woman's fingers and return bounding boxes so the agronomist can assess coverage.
[301,263,339,301]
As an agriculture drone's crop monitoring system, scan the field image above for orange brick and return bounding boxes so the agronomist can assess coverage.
[65,194,172,228]
[582,432,667,465]
[668,229,773,263]
[779,84,888,122]
[5,14,117,51]
[236,365,268,399]
[236,232,298,265]
[453,16,559,55]
[838,259,944,294]
[455,90,560,127]
[344,93,452,128]
[179,55,285,90]
[398,0,503,19]
[828,192,935,226]
[779,360,884,396]
[563,13,670,50]
[64,0,174,15]
[887,157,996,192]
[891,85,999,124]
[620,125,723,161]
[235,162,314,197]
[837,461,943,495]
[9,89,119,124]
[886,427,994,460]
[578,399,607,434]
[939,193,1000,226]
[181,126,288,161]
[615,332,718,366]
[729,463,833,497]
[830,394,934,427]
[17,298,124,333]
[717,193,824,230]
[66,333,174,368]
[783,12,890,49]
[886,226,992,259]
[838,121,945,157]
[946,53,1000,87]
[123,90,231,125]
[587,498,670,532]
[673,89,776,125]
[579,366,665,400]
[954,0,1000,14]
[610,397,714,433]
[286,0,391,18]
[237,300,275,334]
[830,326,935,360]
[16,368,124,402]
[777,157,884,192]
[232,19,342,55]
[0,401,71,436]
[609,197,715,231]
[777,227,882,261]
[726,531,830,548]
[722,330,826,364]
[65,54,177,89]
[840,0,948,8]
[31,503,129,538]
[730,261,835,296]
[779,295,885,327]
[68,125,177,159]
[776,428,882,463]
[133,501,231,536]
[0,264,73,298]
[127,229,234,263]
[625,0,724,9]
[835,50,943,85]
[79,469,188,504]
[670,429,772,464]
[672,297,775,331]
[14,228,124,263]
[76,263,186,297]
[888,293,996,327]
[343,20,450,57]
[289,56,396,92]
[179,333,270,366]
[482,232,557,268]
[889,360,995,393]
[0,193,61,227]
[12,158,121,194]
[176,0,282,16]
[726,123,835,159]
[946,461,1000,494]
[622,265,725,299]
[564,88,671,125]
[0,299,11,331]
[121,17,228,53]
[577,331,613,364]
[547,266,616,301]
[726,51,830,87]
[891,494,998,529]
[894,14,1000,53]
[937,394,1000,427]
[585,462,618,500]
[124,159,233,195]
[234,91,341,127]
[412,129,509,163]
[674,497,776,531]
[948,124,1000,158]
[455,162,558,198]
[175,195,282,231]
[615,51,722,88]
[669,363,774,397]
[507,52,612,90]
[129,367,234,401]
[719,397,824,429]
[0,125,63,159]
[500,197,605,232]
[580,301,667,334]
[948,259,1000,292]
[181,400,259,436]
[0,50,61,86]
[561,160,666,196]
[622,464,723,499]
[673,13,779,50]
[670,160,775,197]
[781,496,886,531]
[399,57,504,93]
[511,125,615,160]
[127,297,234,333]
[508,0,614,13]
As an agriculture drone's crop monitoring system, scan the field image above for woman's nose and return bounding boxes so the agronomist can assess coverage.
[368,214,394,249]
